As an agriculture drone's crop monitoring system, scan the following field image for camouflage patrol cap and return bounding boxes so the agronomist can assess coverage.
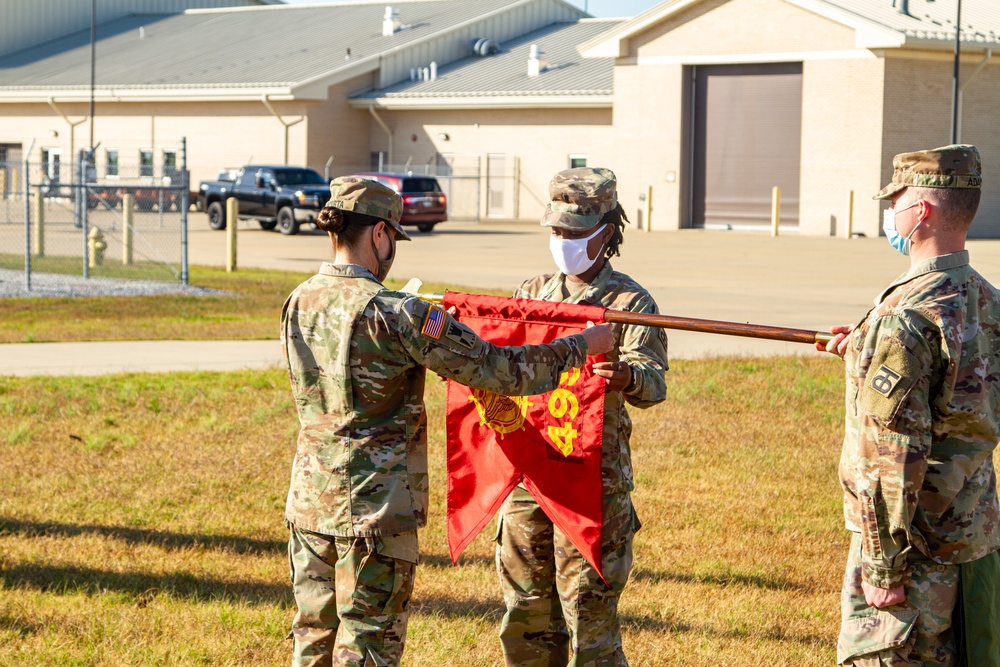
[326,176,411,241]
[874,144,982,200]
[541,167,618,230]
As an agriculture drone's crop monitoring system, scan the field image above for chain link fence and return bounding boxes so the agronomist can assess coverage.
[325,155,482,221]
[1,141,191,291]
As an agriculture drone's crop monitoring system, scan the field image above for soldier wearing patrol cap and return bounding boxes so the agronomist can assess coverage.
[280,176,615,667]
[494,167,668,667]
[819,146,1000,666]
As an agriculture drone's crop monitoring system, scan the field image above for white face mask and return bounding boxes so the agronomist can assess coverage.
[549,225,606,276]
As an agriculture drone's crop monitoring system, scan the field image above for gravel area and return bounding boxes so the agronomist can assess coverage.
[0,269,229,298]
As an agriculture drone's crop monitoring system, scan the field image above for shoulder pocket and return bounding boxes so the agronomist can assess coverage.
[859,336,922,423]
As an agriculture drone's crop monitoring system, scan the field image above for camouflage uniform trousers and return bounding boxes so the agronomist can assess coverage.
[496,487,638,667]
[287,524,418,667]
[839,532,960,667]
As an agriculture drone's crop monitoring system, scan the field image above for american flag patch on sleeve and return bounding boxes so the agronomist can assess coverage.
[421,305,447,340]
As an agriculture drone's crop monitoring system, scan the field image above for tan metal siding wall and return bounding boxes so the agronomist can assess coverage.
[378,0,583,89]
[0,0,260,57]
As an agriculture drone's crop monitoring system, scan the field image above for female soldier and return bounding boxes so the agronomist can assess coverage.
[495,167,668,667]
[280,176,613,667]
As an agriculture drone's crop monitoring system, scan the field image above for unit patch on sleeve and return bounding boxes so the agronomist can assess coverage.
[421,305,447,340]
[445,322,477,349]
[860,335,923,423]
[870,365,902,397]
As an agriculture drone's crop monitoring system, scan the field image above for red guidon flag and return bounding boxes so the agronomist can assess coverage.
[442,292,607,578]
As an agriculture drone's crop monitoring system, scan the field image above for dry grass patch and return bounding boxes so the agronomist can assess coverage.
[3,356,973,665]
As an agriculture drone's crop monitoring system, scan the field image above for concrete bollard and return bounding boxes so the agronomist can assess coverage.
[645,185,653,233]
[33,191,44,257]
[844,190,855,239]
[123,193,134,265]
[771,186,781,237]
[88,227,107,268]
[226,197,238,272]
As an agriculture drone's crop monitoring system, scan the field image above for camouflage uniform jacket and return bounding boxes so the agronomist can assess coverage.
[515,261,669,493]
[841,250,1000,589]
[281,263,591,537]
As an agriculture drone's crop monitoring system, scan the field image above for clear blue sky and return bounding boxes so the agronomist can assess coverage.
[280,0,663,19]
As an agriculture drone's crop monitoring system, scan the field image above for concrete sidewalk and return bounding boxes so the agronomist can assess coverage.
[0,333,814,377]
[4,218,1000,375]
[0,340,284,377]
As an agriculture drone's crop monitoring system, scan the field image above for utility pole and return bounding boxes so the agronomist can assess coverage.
[89,0,96,150]
[951,0,962,143]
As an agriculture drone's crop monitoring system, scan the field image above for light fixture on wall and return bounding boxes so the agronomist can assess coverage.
[438,133,450,141]
[50,130,59,138]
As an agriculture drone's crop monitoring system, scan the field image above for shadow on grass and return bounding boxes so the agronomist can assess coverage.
[0,613,43,638]
[622,612,829,647]
[630,566,807,592]
[408,594,826,646]
[0,517,283,556]
[0,562,290,606]
[419,552,493,569]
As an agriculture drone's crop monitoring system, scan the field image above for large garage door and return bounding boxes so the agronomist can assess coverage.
[692,63,802,229]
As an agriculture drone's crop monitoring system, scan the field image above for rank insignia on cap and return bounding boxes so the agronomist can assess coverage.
[421,305,447,340]
[445,322,477,349]
[870,364,902,396]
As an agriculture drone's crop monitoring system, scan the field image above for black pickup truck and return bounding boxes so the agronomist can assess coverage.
[198,165,330,235]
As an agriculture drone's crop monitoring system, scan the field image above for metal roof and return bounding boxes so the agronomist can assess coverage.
[0,0,584,94]
[581,0,1000,57]
[352,19,621,103]
[813,0,1000,45]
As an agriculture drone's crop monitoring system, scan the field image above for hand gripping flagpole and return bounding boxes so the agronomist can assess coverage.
[400,279,834,346]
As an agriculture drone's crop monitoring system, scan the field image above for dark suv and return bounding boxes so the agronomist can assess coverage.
[350,172,447,233]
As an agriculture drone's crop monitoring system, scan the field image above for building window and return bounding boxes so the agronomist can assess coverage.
[139,149,153,177]
[41,148,62,183]
[106,150,119,177]
[162,149,177,179]
[569,154,588,169]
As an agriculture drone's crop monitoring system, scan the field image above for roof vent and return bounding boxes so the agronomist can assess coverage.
[383,6,401,36]
[528,44,547,77]
[894,0,911,17]
[470,38,501,57]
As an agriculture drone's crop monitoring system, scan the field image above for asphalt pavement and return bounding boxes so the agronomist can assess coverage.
[5,215,1000,376]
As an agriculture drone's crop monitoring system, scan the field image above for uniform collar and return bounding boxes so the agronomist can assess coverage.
[539,260,614,304]
[875,250,969,305]
[319,262,380,283]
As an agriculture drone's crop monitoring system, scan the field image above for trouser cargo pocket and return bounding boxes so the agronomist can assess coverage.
[838,608,919,665]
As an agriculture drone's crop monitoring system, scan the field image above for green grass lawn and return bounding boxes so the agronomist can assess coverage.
[0,358,854,666]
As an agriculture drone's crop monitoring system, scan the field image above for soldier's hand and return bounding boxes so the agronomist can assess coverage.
[593,361,632,393]
[861,581,906,608]
[581,322,614,356]
[815,324,852,359]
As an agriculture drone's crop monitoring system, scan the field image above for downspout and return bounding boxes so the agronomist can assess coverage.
[956,49,992,142]
[47,97,87,168]
[369,105,393,167]
[261,94,304,165]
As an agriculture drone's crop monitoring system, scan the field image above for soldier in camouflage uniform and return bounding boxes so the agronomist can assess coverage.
[818,146,1000,666]
[495,167,669,667]
[281,176,614,667]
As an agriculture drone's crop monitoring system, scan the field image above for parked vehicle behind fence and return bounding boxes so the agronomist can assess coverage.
[347,172,448,233]
[198,165,330,235]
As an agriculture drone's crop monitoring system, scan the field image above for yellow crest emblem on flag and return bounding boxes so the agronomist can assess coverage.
[468,389,533,436]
